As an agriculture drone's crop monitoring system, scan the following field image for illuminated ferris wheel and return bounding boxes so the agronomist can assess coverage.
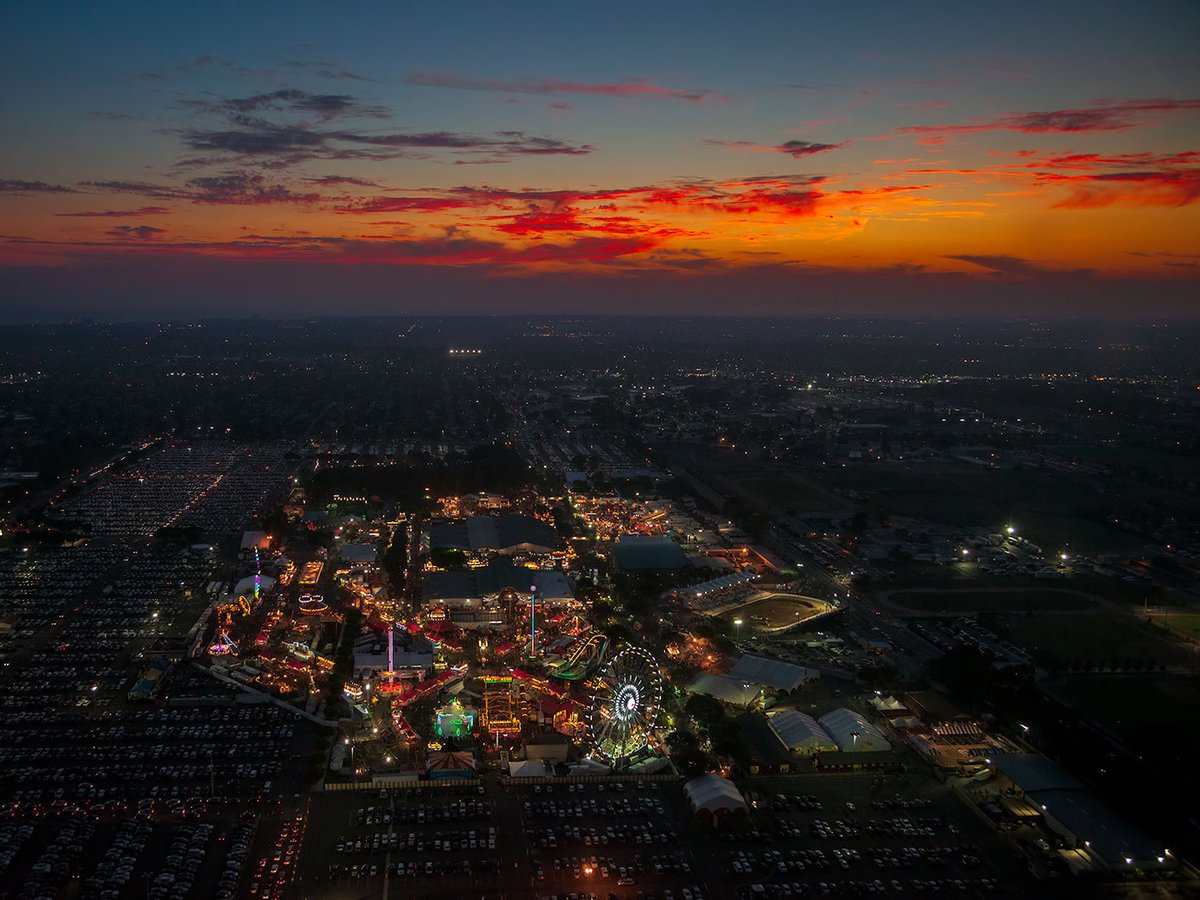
[587,646,664,768]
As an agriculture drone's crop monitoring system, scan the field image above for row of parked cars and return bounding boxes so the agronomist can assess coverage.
[337,825,497,854]
[329,857,500,879]
[525,794,666,821]
[531,821,677,848]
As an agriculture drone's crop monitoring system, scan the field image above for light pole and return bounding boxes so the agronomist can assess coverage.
[529,584,538,657]
[1018,722,1031,749]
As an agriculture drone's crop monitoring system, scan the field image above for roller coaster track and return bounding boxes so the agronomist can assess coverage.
[550,630,609,681]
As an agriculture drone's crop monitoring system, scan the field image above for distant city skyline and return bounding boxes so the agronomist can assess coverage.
[1,1,1198,320]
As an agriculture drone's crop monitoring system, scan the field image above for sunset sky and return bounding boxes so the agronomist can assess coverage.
[2,1,1198,319]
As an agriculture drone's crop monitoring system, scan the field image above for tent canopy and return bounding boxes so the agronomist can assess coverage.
[768,709,837,752]
[818,708,890,752]
[684,774,748,816]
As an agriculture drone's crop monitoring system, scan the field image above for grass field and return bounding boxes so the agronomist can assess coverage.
[739,476,848,513]
[1147,612,1200,642]
[1009,613,1190,666]
[819,466,1146,555]
[888,589,1096,614]
[1050,444,1200,485]
[1051,677,1200,744]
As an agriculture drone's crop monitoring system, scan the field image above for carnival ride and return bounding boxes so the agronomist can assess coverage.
[585,646,664,768]
[550,630,609,681]
[208,629,236,656]
[297,593,328,615]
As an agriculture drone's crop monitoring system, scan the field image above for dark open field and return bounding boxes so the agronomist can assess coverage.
[887,588,1097,614]
[819,465,1155,555]
[665,442,1171,556]
[1007,613,1192,667]
[1050,677,1200,746]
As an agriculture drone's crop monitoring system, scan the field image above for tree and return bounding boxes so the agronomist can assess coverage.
[429,547,467,569]
[683,694,725,731]
[665,729,700,757]
[709,719,751,767]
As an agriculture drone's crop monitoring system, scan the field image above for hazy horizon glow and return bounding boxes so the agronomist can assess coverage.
[1,1,1198,320]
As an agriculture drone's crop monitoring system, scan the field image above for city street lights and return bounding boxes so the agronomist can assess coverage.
[344,737,355,775]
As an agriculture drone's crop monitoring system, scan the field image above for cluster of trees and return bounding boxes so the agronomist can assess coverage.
[666,694,751,775]
[429,547,466,569]
[381,524,408,589]
[325,608,364,719]
[305,444,545,507]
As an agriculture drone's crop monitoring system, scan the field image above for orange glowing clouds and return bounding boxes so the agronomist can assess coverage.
[1,2,1198,317]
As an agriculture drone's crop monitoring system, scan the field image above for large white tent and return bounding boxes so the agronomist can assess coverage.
[683,774,748,817]
[685,674,763,707]
[730,655,817,692]
[767,709,838,754]
[507,759,551,778]
[818,708,890,752]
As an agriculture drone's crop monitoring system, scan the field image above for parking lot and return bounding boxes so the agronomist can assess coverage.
[708,773,1040,899]
[298,770,1045,900]
[300,784,507,899]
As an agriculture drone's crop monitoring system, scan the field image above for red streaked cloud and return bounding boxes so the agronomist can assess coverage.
[57,206,172,217]
[5,230,662,267]
[1047,170,1200,209]
[404,71,726,103]
[898,97,1200,136]
[900,147,1200,208]
[988,150,1200,171]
